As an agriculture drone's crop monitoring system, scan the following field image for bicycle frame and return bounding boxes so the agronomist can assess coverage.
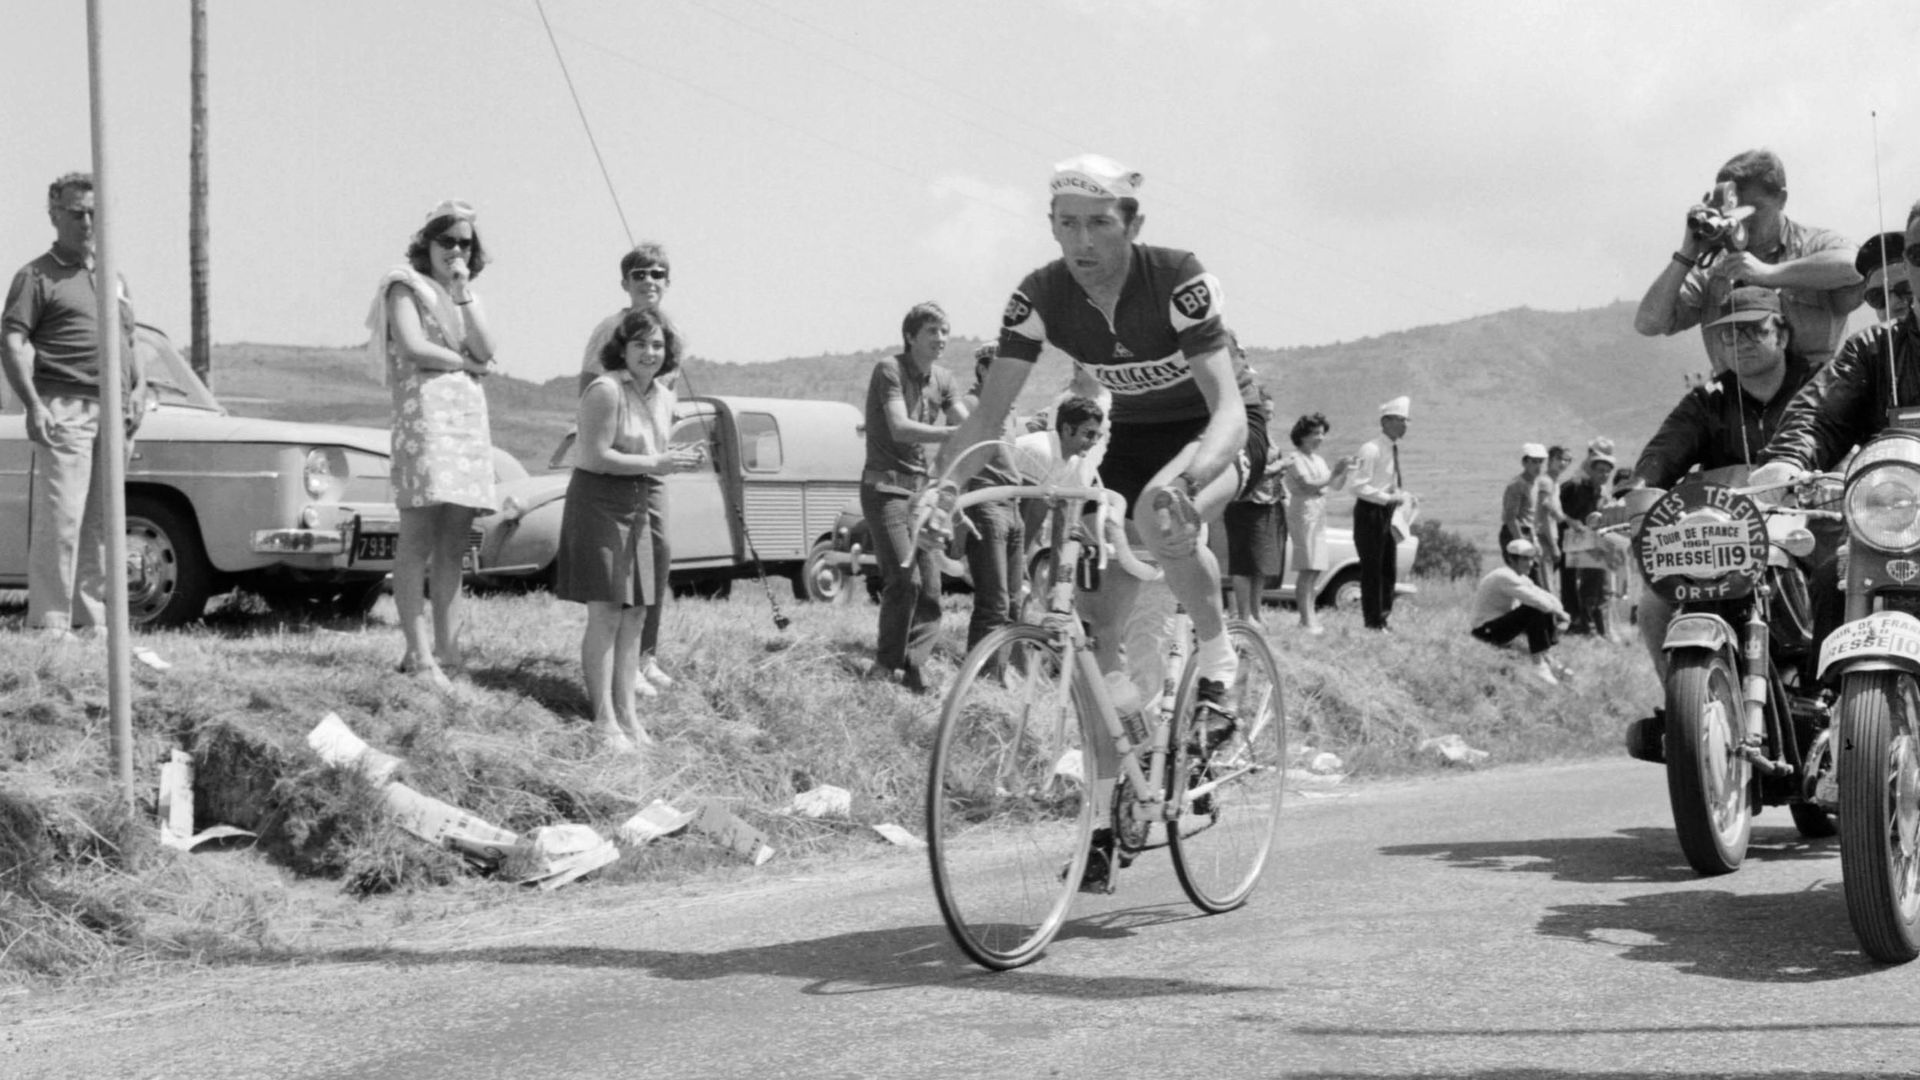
[950,479,1183,827]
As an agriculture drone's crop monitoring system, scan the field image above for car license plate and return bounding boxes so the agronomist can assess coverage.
[353,532,397,563]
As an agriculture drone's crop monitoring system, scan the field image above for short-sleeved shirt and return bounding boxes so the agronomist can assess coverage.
[1501,473,1538,535]
[2,248,136,400]
[862,354,958,489]
[577,309,625,395]
[996,243,1257,425]
[1668,217,1854,369]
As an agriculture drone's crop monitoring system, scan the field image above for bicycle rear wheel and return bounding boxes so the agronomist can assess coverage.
[926,623,1093,969]
[1167,618,1288,913]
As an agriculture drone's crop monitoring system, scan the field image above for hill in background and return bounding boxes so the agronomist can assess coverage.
[209,301,1714,549]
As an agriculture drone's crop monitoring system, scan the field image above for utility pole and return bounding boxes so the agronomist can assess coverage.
[189,0,210,385]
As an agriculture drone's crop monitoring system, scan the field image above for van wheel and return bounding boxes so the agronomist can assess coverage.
[1319,569,1362,612]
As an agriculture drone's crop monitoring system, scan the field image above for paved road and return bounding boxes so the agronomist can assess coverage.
[9,759,1920,1079]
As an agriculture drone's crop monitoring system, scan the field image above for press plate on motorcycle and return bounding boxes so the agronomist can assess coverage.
[1817,611,1920,679]
[1632,482,1767,604]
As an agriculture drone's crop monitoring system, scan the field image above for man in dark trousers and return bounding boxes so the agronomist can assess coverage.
[1349,395,1413,631]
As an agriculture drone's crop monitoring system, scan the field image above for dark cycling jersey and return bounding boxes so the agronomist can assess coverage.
[996,243,1258,425]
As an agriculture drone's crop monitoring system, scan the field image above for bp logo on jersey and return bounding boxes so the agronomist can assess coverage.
[1002,292,1034,328]
[1170,273,1222,328]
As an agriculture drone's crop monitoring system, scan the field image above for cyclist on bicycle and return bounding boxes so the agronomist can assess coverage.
[925,154,1270,885]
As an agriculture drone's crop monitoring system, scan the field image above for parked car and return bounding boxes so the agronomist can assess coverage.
[474,395,865,599]
[0,324,525,627]
[812,501,1418,612]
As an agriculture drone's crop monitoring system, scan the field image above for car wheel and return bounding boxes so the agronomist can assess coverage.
[798,538,847,602]
[1320,569,1362,612]
[126,494,215,628]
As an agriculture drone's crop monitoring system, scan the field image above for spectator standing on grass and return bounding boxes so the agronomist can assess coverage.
[1559,448,1619,638]
[861,301,964,694]
[959,343,1024,649]
[1281,412,1349,635]
[1225,389,1286,622]
[366,199,498,691]
[1,172,143,639]
[1350,396,1415,632]
[1537,445,1571,600]
[555,308,705,751]
[578,242,674,396]
[1500,444,1547,588]
[1470,538,1572,686]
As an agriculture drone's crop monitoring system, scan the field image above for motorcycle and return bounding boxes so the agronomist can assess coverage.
[1622,466,1838,877]
[1819,424,1920,963]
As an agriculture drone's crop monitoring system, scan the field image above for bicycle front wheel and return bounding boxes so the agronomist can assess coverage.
[926,622,1093,970]
[1167,618,1288,913]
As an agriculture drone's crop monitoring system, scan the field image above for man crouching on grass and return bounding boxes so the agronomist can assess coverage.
[1470,538,1573,686]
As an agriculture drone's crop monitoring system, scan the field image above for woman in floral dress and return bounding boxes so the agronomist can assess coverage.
[1282,412,1351,635]
[366,199,499,689]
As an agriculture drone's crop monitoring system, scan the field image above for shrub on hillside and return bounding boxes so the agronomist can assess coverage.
[1412,518,1482,580]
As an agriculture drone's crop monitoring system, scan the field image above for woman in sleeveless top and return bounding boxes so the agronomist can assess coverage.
[368,199,499,690]
[1281,412,1351,635]
[555,308,705,751]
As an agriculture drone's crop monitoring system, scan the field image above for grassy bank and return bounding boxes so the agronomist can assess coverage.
[0,577,1656,983]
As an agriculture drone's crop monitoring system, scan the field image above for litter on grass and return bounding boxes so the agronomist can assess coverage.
[872,823,926,849]
[619,800,698,845]
[1419,734,1491,768]
[157,749,256,851]
[786,785,851,818]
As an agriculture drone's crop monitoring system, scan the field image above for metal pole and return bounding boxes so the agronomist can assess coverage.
[86,0,136,802]
[189,0,210,385]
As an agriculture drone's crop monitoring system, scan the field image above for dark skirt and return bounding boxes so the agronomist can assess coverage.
[554,468,667,607]
[1225,500,1283,579]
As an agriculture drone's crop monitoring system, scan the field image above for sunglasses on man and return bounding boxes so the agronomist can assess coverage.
[1710,322,1776,345]
[1867,282,1914,309]
[627,266,670,282]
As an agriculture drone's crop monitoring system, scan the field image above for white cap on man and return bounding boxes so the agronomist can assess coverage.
[1380,396,1411,419]
[1506,537,1538,558]
[1521,442,1547,460]
[1050,154,1144,200]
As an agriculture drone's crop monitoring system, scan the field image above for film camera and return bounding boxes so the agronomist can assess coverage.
[1683,180,1755,264]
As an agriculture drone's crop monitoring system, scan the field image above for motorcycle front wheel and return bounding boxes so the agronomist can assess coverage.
[1836,671,1920,964]
[1664,651,1752,876]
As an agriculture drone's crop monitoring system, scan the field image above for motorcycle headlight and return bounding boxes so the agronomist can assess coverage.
[1848,463,1920,551]
[303,448,350,502]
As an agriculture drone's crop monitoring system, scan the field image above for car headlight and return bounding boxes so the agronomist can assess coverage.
[303,448,350,502]
[1848,464,1920,551]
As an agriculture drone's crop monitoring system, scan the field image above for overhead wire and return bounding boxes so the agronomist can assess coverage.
[530,0,793,631]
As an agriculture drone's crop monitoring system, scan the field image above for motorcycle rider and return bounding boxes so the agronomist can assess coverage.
[1615,285,1824,758]
[1747,207,1920,644]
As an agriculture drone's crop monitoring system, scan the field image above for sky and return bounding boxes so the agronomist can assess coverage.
[4,0,1918,386]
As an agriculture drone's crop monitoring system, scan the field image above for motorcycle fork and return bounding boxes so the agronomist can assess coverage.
[1739,582,1793,779]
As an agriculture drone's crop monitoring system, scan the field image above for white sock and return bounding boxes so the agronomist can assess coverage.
[1194,630,1236,684]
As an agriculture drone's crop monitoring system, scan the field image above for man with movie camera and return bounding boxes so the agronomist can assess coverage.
[1635,149,1859,372]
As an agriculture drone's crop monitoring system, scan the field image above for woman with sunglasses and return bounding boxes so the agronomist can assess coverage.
[365,199,499,691]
